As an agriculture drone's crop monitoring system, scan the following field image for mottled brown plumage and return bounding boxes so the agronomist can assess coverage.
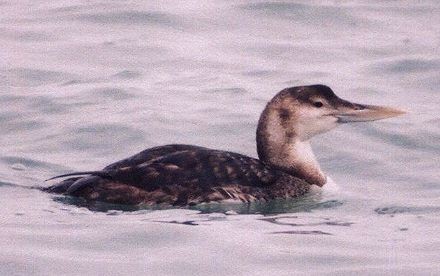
[44,145,310,205]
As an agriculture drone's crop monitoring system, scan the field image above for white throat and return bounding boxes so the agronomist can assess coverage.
[284,139,326,186]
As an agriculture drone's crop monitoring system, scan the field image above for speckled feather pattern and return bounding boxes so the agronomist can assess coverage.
[45,144,310,206]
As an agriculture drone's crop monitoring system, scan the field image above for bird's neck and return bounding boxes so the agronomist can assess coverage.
[256,104,326,186]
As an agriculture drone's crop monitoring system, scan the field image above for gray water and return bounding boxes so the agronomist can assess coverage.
[1,1,440,275]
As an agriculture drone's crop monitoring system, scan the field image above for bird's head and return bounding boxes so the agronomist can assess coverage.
[270,84,405,141]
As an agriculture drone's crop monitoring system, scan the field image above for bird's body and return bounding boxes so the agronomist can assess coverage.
[44,85,404,206]
[45,144,310,205]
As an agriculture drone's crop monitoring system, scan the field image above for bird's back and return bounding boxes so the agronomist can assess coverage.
[45,145,310,206]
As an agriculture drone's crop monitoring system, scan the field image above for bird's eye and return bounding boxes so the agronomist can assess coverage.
[313,102,323,108]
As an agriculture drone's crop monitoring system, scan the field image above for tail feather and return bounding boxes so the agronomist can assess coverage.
[42,177,81,193]
[45,171,112,181]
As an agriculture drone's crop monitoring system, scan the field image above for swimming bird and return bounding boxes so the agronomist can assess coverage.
[44,85,404,206]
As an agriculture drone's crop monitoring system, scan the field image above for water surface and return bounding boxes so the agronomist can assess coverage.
[1,1,440,275]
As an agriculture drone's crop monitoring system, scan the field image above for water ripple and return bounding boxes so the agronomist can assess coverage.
[260,215,353,227]
[111,70,142,80]
[87,87,136,101]
[1,68,76,87]
[271,230,332,235]
[375,205,440,215]
[75,11,186,29]
[372,58,440,74]
[241,2,362,26]
[61,123,145,152]
[1,156,58,170]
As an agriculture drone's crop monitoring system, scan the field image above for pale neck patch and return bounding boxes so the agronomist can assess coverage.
[285,139,326,186]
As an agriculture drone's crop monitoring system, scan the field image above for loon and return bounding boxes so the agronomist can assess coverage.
[44,85,404,206]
